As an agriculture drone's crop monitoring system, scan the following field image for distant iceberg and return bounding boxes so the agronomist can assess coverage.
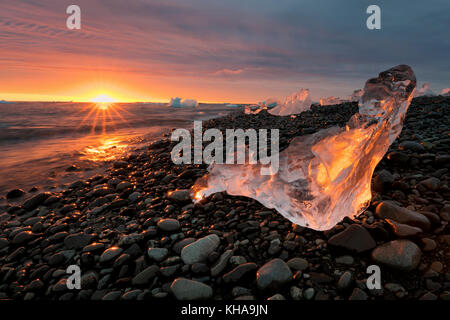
[414,83,435,97]
[0,100,14,104]
[226,104,242,108]
[441,88,450,96]
[269,89,312,116]
[245,89,312,116]
[244,104,265,114]
[168,97,198,107]
[258,98,279,109]
[348,89,364,102]
[319,96,343,106]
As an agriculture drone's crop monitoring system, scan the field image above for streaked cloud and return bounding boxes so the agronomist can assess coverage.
[0,0,449,102]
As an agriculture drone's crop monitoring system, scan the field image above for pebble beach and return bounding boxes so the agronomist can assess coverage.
[0,95,449,301]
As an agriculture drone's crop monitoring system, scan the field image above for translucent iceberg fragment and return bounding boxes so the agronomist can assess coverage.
[244,104,266,114]
[319,96,343,106]
[169,97,198,107]
[269,89,312,116]
[414,83,435,97]
[259,98,279,109]
[191,65,416,230]
[441,88,450,96]
[349,89,364,102]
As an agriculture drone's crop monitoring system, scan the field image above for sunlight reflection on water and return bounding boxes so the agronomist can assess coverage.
[80,136,129,162]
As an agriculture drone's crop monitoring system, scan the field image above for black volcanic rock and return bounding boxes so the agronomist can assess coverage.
[6,189,25,199]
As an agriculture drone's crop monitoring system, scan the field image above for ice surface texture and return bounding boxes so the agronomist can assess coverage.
[192,65,416,230]
[269,89,312,116]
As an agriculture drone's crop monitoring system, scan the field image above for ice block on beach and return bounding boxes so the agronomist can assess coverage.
[192,65,417,230]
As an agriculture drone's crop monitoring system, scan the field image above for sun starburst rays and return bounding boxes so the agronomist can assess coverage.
[73,100,130,136]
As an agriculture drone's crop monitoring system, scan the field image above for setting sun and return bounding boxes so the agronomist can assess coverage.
[90,94,117,103]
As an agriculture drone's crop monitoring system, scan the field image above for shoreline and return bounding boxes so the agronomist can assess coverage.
[0,103,237,203]
[0,96,448,301]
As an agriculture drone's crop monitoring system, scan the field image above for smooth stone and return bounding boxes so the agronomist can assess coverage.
[398,141,425,152]
[211,249,233,277]
[157,218,181,232]
[337,271,353,291]
[172,238,195,255]
[420,292,438,300]
[191,263,209,275]
[64,233,93,249]
[170,278,213,300]
[229,256,247,266]
[132,265,159,285]
[231,286,252,297]
[23,217,41,226]
[118,233,144,246]
[372,170,394,192]
[128,192,141,202]
[349,288,368,300]
[420,177,440,191]
[256,258,293,291]
[121,289,142,300]
[102,291,122,301]
[99,247,123,263]
[290,286,302,300]
[147,247,169,262]
[168,189,191,202]
[52,278,69,292]
[6,247,26,262]
[303,288,315,300]
[116,181,131,190]
[375,201,430,231]
[22,193,50,211]
[420,238,437,252]
[335,255,354,265]
[371,240,421,271]
[7,189,25,199]
[82,242,105,253]
[0,238,9,249]
[439,205,450,221]
[181,234,220,265]
[49,252,66,266]
[286,257,309,271]
[11,231,35,244]
[385,219,423,237]
[223,263,257,283]
[327,224,376,253]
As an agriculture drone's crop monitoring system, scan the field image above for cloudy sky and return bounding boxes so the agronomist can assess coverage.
[1,0,449,102]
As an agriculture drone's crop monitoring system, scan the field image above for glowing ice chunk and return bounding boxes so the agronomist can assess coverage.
[269,89,312,116]
[169,97,198,107]
[319,96,343,106]
[192,65,416,230]
[414,83,435,97]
